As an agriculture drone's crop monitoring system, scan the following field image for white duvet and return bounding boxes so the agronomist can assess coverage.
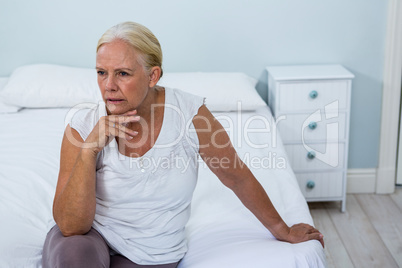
[0,105,325,267]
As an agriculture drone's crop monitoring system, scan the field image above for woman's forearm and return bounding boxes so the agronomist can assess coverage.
[226,168,290,241]
[53,148,97,236]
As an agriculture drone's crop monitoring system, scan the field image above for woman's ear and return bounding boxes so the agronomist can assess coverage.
[148,66,161,88]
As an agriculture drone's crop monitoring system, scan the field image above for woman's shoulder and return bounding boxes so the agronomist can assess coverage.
[166,87,205,111]
[167,87,202,100]
[162,87,205,133]
[67,101,105,140]
[70,102,103,122]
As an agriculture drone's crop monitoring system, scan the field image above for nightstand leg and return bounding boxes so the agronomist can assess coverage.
[341,199,346,212]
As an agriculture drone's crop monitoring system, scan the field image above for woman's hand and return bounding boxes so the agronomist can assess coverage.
[284,223,324,248]
[84,109,140,154]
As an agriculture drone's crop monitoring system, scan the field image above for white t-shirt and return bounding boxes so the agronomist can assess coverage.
[69,87,205,265]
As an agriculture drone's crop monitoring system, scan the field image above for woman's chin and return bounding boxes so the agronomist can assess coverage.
[106,103,127,115]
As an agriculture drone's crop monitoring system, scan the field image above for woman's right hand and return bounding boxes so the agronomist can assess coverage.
[84,109,140,154]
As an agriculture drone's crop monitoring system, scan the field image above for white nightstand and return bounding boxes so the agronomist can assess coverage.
[266,65,354,212]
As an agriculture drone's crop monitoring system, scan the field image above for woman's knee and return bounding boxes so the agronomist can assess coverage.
[42,226,109,268]
[61,235,107,264]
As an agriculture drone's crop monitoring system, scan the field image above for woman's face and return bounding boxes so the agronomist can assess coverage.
[96,39,151,115]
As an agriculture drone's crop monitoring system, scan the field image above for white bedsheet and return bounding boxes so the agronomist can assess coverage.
[0,78,21,113]
[0,106,325,267]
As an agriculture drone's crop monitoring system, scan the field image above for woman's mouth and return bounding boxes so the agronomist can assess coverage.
[107,98,125,104]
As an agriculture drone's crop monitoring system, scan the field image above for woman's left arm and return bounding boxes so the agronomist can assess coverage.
[192,105,324,247]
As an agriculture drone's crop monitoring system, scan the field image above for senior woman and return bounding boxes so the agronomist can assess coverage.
[42,21,324,268]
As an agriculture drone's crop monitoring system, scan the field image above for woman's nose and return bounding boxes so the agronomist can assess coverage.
[105,76,117,91]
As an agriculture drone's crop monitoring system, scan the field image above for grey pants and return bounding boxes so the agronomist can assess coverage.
[42,225,180,268]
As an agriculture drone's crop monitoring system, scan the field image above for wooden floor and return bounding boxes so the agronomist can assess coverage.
[308,186,402,268]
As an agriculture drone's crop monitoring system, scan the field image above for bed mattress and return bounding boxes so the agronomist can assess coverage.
[0,105,326,267]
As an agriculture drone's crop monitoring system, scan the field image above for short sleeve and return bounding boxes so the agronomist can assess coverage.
[171,88,205,154]
[68,102,101,141]
[185,99,205,153]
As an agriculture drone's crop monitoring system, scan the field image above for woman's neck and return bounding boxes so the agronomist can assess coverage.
[127,86,165,130]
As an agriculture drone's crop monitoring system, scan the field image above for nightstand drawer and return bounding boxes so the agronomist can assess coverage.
[277,112,347,142]
[296,172,344,198]
[278,80,349,112]
[284,143,345,170]
[267,65,353,211]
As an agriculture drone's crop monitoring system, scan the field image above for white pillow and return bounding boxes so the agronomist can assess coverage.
[1,64,266,111]
[0,64,102,108]
[0,78,22,113]
[158,72,266,111]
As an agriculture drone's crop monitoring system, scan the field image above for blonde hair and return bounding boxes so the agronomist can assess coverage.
[97,21,163,77]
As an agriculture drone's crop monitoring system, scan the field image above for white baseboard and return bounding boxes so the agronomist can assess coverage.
[347,168,377,194]
[376,167,396,194]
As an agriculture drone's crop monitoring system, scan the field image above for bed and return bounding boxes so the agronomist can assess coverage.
[0,64,326,267]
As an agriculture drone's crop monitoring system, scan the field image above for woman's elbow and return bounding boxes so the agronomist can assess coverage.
[215,168,240,190]
[58,224,90,237]
[217,167,255,192]
[54,215,92,237]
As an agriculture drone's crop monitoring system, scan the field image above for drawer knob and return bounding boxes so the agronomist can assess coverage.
[309,90,318,99]
[308,122,317,130]
[306,180,315,189]
[307,151,316,159]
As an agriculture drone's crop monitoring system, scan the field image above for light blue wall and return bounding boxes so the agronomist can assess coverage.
[0,0,388,168]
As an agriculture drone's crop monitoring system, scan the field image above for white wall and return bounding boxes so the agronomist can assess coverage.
[0,0,388,169]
